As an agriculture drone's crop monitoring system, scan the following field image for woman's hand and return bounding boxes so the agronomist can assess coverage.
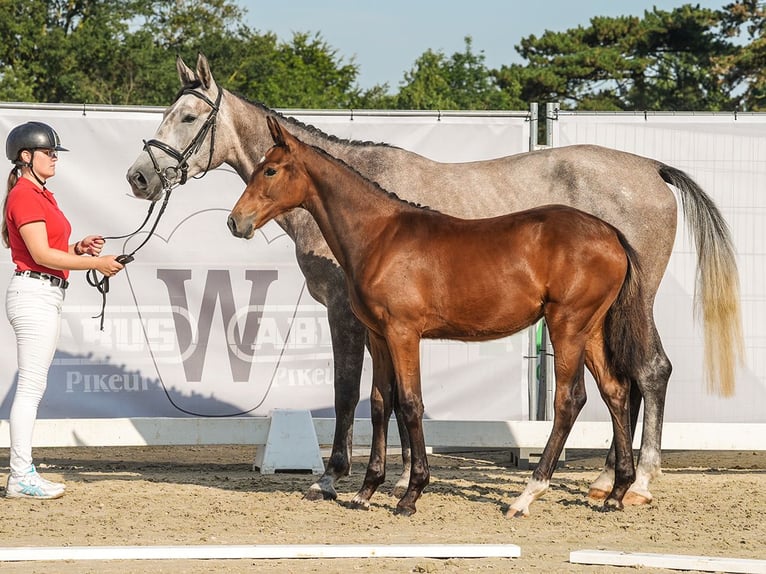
[79,235,105,256]
[93,255,125,277]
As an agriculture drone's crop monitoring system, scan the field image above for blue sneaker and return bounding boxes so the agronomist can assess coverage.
[6,466,65,499]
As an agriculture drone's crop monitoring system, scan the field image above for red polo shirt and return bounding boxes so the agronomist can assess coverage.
[6,177,72,280]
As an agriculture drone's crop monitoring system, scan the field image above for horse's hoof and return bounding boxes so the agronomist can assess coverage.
[304,486,337,502]
[394,504,416,517]
[503,507,528,519]
[349,497,371,511]
[599,499,624,513]
[587,487,610,500]
[623,489,653,506]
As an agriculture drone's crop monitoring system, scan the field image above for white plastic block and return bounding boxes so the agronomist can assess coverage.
[253,409,325,474]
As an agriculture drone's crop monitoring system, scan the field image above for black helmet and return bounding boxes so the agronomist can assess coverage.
[5,121,69,163]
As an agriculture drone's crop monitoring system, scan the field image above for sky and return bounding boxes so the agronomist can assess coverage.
[239,0,725,91]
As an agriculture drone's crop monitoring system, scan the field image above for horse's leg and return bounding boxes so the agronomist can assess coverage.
[587,379,641,499]
[507,335,587,518]
[625,324,671,504]
[350,333,395,509]
[391,385,412,498]
[589,321,671,505]
[586,342,635,511]
[386,331,429,516]
[305,296,366,501]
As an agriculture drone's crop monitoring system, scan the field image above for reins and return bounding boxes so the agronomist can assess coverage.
[88,84,221,330]
[86,189,172,330]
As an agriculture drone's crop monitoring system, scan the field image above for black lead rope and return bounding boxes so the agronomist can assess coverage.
[87,189,173,330]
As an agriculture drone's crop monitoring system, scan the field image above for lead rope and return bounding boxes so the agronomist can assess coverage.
[87,188,173,330]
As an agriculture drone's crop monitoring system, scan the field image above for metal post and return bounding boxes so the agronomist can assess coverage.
[526,101,541,421]
[528,102,538,152]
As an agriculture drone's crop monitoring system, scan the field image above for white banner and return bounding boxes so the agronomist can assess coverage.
[0,108,530,421]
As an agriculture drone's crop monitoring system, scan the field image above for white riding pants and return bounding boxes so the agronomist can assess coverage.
[5,274,64,477]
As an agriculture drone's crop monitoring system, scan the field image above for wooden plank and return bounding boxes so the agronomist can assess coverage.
[570,549,766,574]
[0,543,521,561]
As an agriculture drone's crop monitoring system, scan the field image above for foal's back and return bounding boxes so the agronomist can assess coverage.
[360,204,629,342]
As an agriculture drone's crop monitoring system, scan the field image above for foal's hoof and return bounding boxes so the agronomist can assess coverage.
[503,507,529,519]
[391,480,409,499]
[394,504,417,517]
[622,489,653,506]
[304,481,338,501]
[599,499,624,513]
[587,487,610,501]
[349,497,371,511]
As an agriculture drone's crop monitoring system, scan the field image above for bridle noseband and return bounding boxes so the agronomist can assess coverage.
[142,85,222,189]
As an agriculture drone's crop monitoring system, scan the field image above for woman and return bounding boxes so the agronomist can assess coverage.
[3,121,124,499]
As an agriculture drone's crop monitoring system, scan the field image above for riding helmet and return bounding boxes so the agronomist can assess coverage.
[5,121,69,163]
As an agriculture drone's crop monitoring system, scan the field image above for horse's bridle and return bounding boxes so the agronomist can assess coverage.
[142,84,222,190]
[90,85,223,330]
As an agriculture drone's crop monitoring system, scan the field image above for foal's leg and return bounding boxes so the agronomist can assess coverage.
[305,295,412,501]
[589,321,670,505]
[588,379,641,498]
[586,343,635,511]
[507,338,587,518]
[391,386,412,498]
[386,331,429,516]
[350,333,396,509]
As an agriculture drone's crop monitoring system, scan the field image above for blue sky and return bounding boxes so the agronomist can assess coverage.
[239,0,725,90]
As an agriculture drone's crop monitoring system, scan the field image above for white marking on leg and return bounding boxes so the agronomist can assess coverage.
[509,477,549,517]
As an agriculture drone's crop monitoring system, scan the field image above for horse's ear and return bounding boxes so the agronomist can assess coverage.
[176,55,195,86]
[196,53,215,90]
[267,116,286,147]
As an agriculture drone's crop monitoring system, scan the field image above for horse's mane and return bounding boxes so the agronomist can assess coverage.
[300,140,434,212]
[220,87,433,211]
[229,90,395,151]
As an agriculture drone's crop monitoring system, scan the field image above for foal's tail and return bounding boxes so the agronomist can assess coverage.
[604,234,648,383]
[658,164,743,396]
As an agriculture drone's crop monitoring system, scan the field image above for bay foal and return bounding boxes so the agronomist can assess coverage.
[228,118,648,517]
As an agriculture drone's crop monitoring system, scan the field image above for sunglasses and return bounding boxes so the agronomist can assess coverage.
[35,148,58,159]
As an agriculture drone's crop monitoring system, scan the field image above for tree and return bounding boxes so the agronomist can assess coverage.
[497,5,736,111]
[719,0,766,110]
[221,32,363,109]
[394,37,520,110]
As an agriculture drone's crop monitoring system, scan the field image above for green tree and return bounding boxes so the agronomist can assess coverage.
[719,0,766,110]
[221,32,363,109]
[394,37,520,110]
[498,5,735,111]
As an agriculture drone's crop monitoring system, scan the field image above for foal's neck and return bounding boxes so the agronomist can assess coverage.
[302,147,411,274]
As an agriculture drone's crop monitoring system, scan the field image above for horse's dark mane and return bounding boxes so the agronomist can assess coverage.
[176,79,203,102]
[227,90,401,152]
[222,88,433,211]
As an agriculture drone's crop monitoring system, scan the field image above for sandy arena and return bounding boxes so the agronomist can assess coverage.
[0,446,764,573]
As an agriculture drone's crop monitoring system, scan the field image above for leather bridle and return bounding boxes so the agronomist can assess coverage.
[142,85,222,190]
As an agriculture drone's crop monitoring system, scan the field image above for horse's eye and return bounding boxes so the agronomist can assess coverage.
[265,167,277,177]
[181,115,196,123]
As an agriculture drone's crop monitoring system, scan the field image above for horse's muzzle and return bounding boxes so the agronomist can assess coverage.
[227,214,253,239]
